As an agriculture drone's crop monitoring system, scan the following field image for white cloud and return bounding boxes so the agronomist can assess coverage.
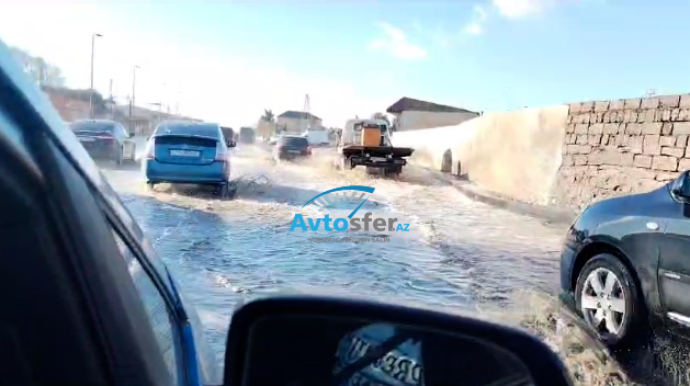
[463,5,488,35]
[0,0,395,127]
[492,0,550,19]
[368,22,427,61]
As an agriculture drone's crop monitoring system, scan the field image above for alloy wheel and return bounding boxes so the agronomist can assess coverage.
[580,267,627,336]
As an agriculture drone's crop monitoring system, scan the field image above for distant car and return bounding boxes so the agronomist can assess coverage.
[273,135,312,161]
[143,121,236,198]
[239,126,256,144]
[302,128,330,147]
[70,119,136,165]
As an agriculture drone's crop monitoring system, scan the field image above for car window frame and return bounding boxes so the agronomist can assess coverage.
[0,103,112,385]
[108,221,188,386]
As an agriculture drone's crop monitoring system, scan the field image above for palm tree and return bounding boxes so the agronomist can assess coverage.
[261,109,275,122]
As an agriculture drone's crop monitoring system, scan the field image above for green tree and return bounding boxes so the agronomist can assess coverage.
[261,109,275,122]
[371,112,390,125]
[9,47,65,87]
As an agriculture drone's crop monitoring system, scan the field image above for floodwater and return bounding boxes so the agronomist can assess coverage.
[101,143,566,369]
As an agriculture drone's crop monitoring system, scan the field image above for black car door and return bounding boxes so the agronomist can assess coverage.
[657,181,690,329]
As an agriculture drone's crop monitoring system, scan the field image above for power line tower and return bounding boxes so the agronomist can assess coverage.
[302,94,310,131]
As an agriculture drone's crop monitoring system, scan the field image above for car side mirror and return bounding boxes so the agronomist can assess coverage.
[222,295,573,386]
[672,171,690,199]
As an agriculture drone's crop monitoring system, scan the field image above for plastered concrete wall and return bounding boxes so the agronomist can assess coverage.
[553,94,690,209]
[395,111,480,132]
[393,93,690,210]
[393,105,569,204]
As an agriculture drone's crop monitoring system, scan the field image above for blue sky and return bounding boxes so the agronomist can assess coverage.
[0,0,688,126]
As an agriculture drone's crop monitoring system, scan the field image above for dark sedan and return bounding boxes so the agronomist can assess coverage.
[273,135,312,161]
[560,170,690,347]
[70,119,136,165]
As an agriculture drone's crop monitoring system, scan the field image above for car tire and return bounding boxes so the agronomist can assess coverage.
[218,182,236,200]
[575,253,646,347]
[113,146,124,166]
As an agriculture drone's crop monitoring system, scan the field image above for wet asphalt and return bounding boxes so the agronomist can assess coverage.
[100,143,567,366]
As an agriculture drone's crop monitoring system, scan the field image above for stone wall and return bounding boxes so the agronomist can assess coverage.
[554,94,690,209]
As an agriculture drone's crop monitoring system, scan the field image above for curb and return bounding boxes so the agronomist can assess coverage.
[450,179,578,226]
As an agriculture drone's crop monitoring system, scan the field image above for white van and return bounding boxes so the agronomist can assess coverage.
[302,127,330,147]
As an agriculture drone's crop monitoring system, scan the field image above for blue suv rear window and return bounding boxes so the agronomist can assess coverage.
[156,123,219,139]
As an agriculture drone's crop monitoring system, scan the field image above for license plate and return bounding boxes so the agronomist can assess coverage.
[79,137,95,142]
[371,157,387,162]
[288,150,302,154]
[170,149,200,157]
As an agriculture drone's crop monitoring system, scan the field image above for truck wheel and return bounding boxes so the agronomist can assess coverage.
[390,166,402,175]
[340,156,353,170]
[383,166,401,177]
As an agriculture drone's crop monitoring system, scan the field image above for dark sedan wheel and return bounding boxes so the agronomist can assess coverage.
[575,253,645,347]
[113,146,124,165]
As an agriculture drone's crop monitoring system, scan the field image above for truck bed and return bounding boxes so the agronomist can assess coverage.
[341,145,414,158]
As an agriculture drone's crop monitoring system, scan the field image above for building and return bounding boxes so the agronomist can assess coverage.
[276,110,322,134]
[385,97,480,132]
[41,85,202,135]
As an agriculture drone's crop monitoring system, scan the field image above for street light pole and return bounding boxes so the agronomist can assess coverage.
[130,65,139,119]
[89,33,103,119]
[160,82,166,114]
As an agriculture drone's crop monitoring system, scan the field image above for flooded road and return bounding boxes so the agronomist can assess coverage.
[101,144,566,366]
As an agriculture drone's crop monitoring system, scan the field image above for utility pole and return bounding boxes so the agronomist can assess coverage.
[108,79,114,119]
[89,33,103,119]
[302,94,311,132]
